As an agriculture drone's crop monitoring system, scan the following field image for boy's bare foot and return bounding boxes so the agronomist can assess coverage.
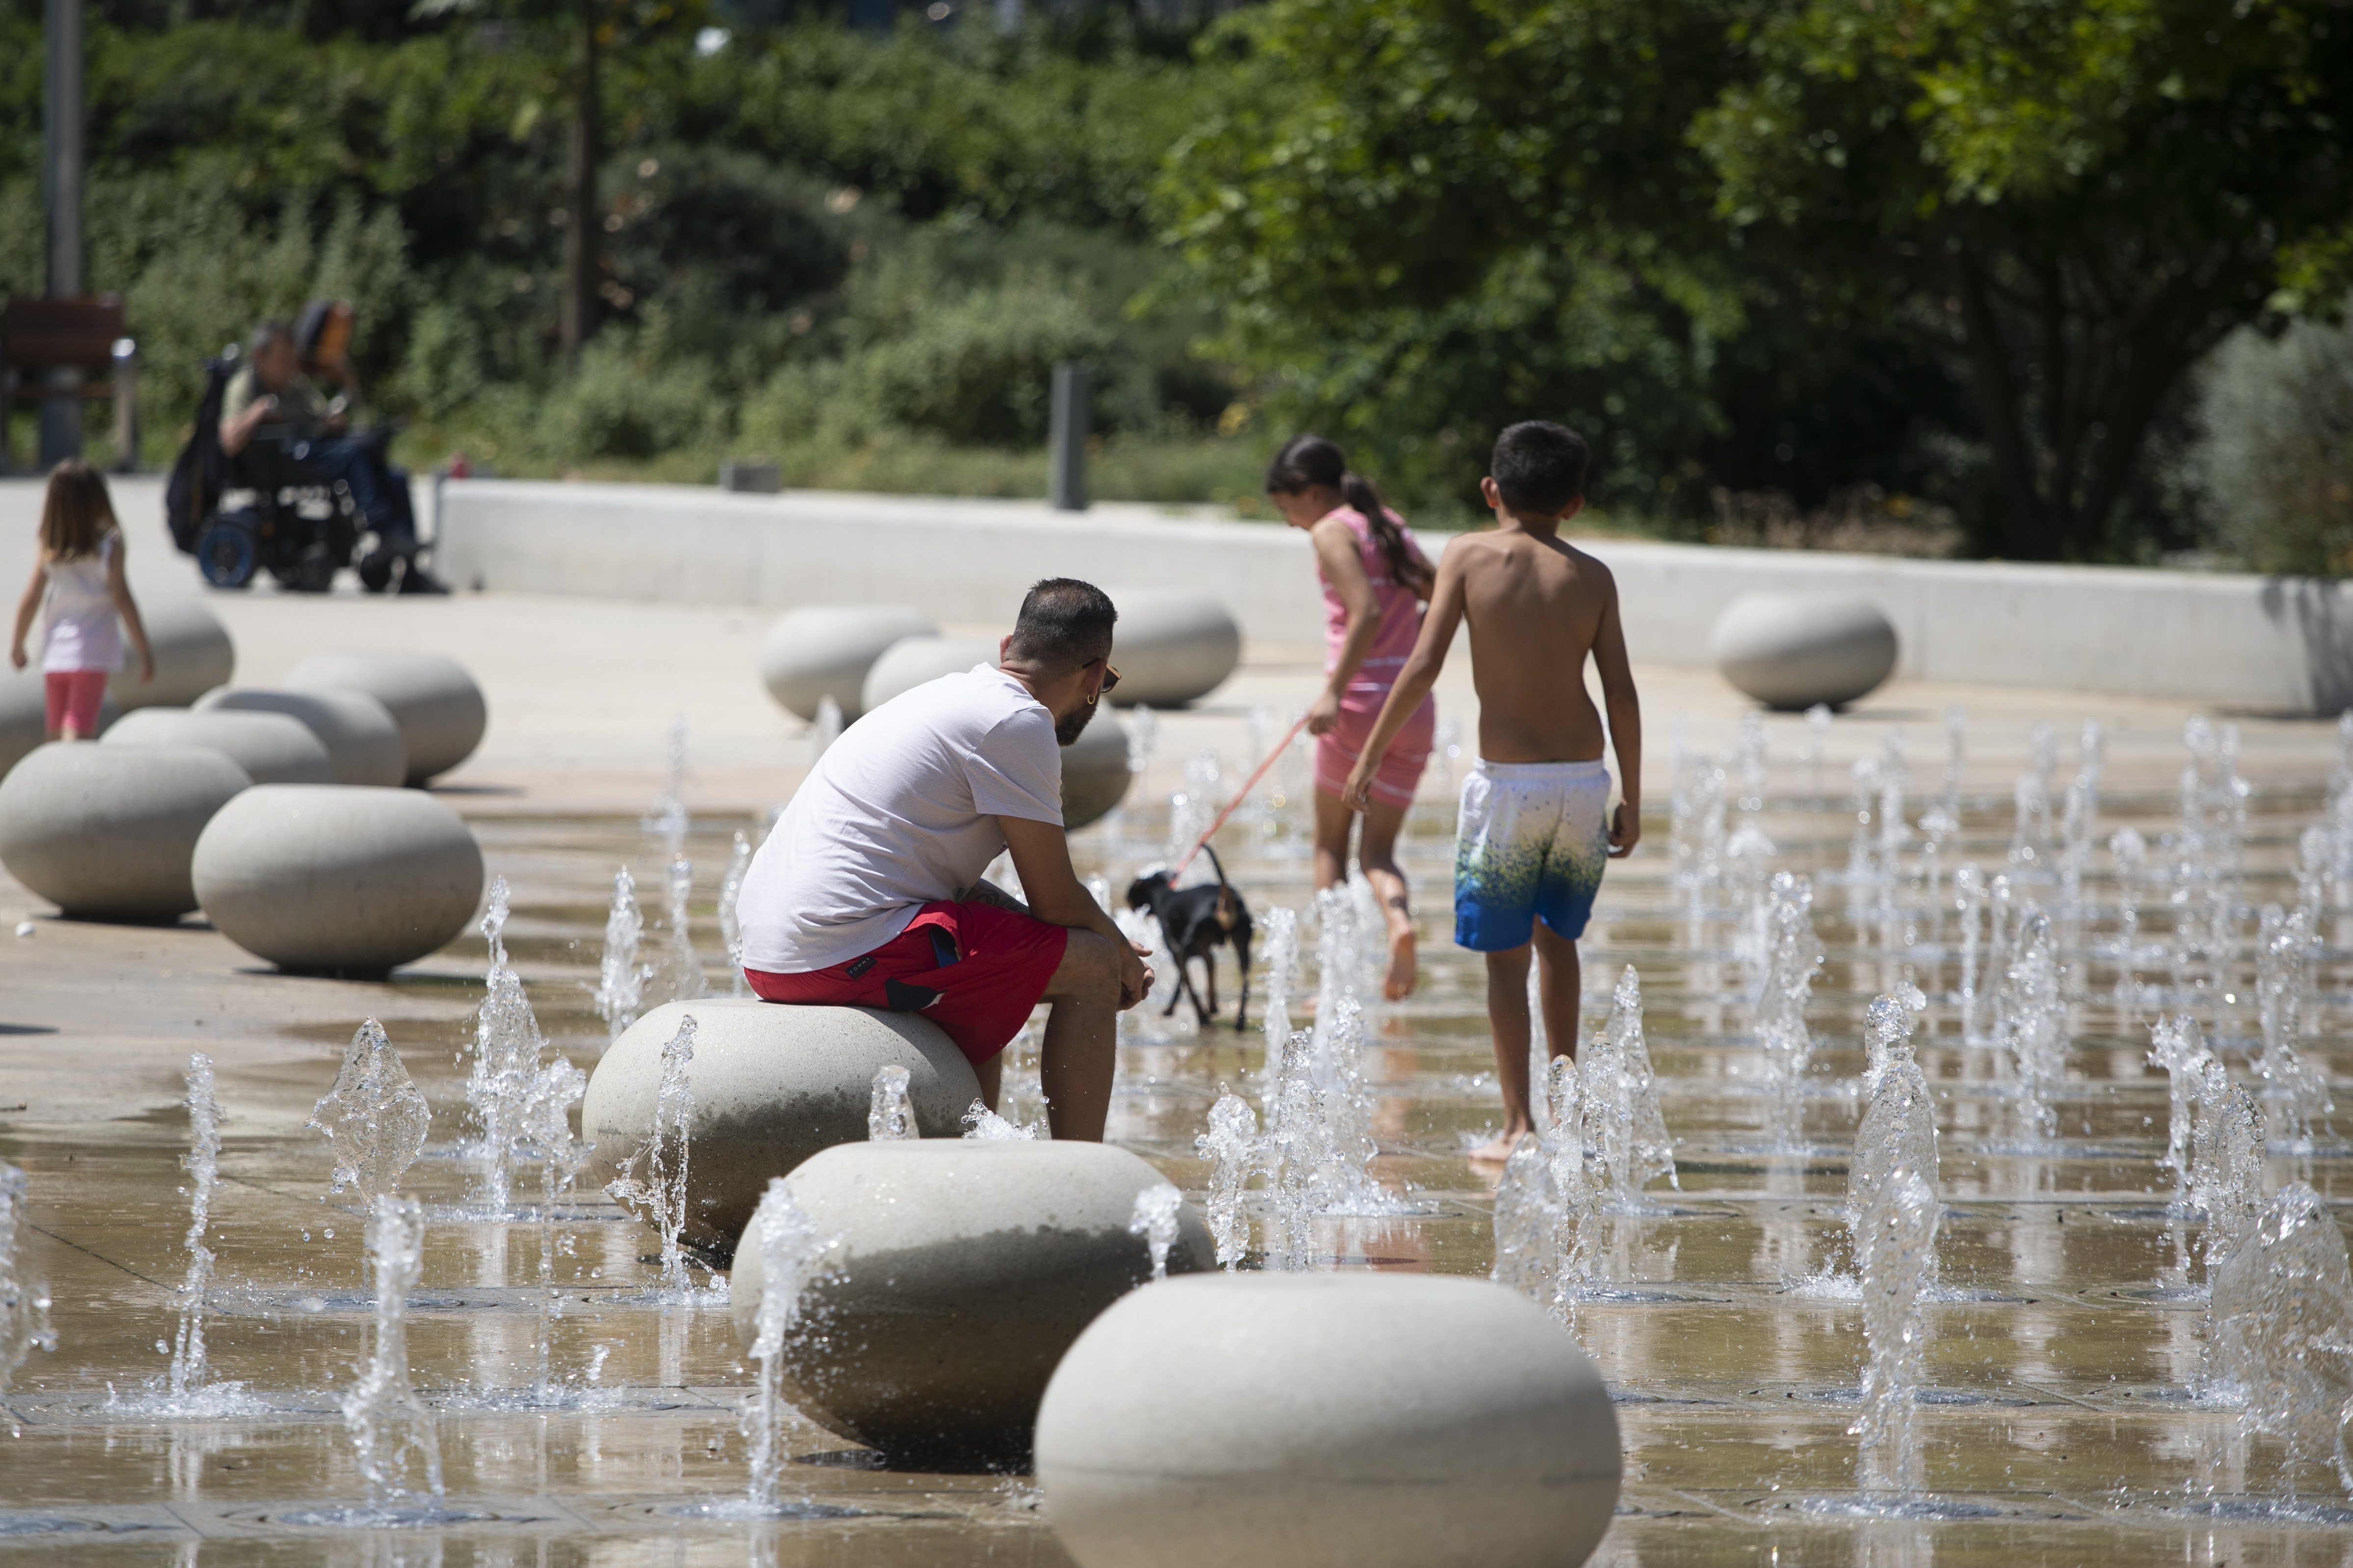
[1383,923,1417,1000]
[1468,1128,1528,1166]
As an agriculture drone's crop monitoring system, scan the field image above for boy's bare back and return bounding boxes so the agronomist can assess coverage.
[1437,528,1628,765]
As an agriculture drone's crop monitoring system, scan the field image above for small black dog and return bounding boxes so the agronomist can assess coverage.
[1126,846,1255,1032]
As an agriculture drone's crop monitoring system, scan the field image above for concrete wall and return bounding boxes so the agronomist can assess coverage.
[435,479,2353,714]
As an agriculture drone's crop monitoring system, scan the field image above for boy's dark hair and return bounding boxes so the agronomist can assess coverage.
[1491,421,1590,516]
[1007,578,1118,675]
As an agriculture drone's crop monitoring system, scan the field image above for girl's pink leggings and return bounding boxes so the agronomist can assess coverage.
[44,670,108,738]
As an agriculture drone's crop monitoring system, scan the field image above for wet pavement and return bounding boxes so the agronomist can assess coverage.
[5,718,2353,1566]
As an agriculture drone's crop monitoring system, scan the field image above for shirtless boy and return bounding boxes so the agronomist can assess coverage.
[1341,421,1641,1162]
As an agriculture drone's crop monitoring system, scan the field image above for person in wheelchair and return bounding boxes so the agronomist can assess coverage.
[218,315,446,594]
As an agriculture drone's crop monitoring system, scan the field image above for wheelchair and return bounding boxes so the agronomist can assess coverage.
[165,348,404,593]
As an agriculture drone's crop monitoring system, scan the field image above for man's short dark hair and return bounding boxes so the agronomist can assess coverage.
[1492,421,1590,515]
[248,320,292,358]
[1007,578,1117,675]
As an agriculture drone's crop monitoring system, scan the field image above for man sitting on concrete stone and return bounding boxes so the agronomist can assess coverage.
[737,578,1153,1139]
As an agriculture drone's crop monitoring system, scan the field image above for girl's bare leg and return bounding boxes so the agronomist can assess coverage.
[1311,784,1353,892]
[1356,795,1417,999]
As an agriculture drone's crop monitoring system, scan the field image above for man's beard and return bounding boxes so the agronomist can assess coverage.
[1056,701,1099,747]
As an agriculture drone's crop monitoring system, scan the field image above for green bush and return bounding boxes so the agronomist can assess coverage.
[2198,316,2353,576]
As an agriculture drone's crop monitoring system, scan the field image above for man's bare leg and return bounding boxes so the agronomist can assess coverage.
[1356,796,1417,1000]
[1470,922,1581,1164]
[1035,928,1122,1141]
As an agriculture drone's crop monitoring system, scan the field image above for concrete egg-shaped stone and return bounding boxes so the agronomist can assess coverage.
[1103,591,1241,709]
[281,651,487,783]
[191,785,484,974]
[1063,712,1130,832]
[859,636,1001,714]
[1711,593,1899,711]
[1036,1273,1622,1568]
[195,687,407,787]
[0,743,251,920]
[110,597,236,711]
[731,1140,1215,1469]
[760,605,939,721]
[584,999,983,1259]
[0,666,117,775]
[104,706,336,785]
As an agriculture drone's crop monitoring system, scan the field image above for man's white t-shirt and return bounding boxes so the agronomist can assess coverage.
[738,665,1064,973]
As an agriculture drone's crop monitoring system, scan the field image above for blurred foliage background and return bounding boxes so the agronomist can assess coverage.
[3,0,2352,565]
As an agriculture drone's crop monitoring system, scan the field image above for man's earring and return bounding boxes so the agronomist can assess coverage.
[1086,689,1099,706]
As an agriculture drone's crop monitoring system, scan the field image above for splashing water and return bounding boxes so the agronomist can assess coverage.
[2207,1184,2353,1495]
[1754,872,1822,1150]
[1851,986,1937,1295]
[1196,1094,1259,1269]
[2000,908,2065,1144]
[867,1066,914,1141]
[1492,1059,1605,1335]
[2255,904,2331,1147]
[1579,967,1678,1207]
[520,1048,589,1399]
[1259,1032,1334,1271]
[169,1053,224,1403]
[717,830,753,998]
[2148,1015,2214,1213]
[741,1178,840,1512]
[0,1162,54,1413]
[647,854,708,1008]
[643,713,689,859]
[810,695,844,759]
[2189,1062,2266,1282]
[1257,907,1300,1084]
[1850,1171,1941,1495]
[594,868,649,1045]
[343,1196,444,1513]
[606,1015,698,1295]
[468,879,547,1215]
[1128,1183,1182,1281]
[961,1102,1038,1141]
[309,1019,430,1205]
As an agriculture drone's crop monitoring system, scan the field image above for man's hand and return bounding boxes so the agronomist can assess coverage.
[1609,801,1640,858]
[1305,689,1342,737]
[1116,938,1154,1011]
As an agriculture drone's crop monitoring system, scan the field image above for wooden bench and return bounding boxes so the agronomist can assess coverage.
[2,295,139,473]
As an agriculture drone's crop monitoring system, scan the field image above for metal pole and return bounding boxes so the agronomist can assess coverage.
[1048,361,1089,512]
[39,0,86,468]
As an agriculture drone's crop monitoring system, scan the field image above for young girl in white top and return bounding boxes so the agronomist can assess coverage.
[9,460,154,740]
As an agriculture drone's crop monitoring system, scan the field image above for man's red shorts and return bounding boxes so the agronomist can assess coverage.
[744,900,1068,1066]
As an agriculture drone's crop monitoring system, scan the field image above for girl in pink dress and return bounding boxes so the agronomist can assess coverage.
[1266,434,1436,999]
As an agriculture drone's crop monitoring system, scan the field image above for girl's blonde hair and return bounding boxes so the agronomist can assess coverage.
[40,460,118,563]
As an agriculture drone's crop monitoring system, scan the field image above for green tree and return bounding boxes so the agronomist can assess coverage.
[1695,0,2353,558]
[1163,0,2353,552]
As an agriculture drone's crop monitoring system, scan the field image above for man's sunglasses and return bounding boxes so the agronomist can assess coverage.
[1099,663,1121,695]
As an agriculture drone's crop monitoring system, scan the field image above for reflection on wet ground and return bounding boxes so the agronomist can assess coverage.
[7,746,2353,1566]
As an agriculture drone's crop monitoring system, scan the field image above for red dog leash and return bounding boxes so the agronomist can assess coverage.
[1166,711,1313,881]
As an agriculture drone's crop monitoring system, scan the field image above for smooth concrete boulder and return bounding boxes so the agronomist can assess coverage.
[1036,1274,1622,1568]
[110,597,236,712]
[191,785,484,974]
[760,605,939,722]
[731,1140,1216,1469]
[0,743,251,920]
[194,687,407,787]
[1103,591,1241,709]
[860,636,1001,713]
[104,707,336,785]
[0,669,120,775]
[585,999,983,1258]
[1064,712,1131,832]
[281,651,487,783]
[1711,592,1899,711]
